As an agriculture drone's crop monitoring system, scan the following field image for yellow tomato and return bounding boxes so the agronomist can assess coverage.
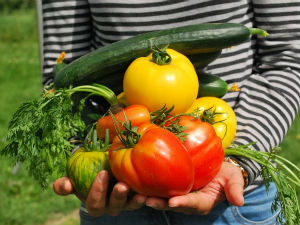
[117,92,129,106]
[123,48,199,115]
[186,97,237,149]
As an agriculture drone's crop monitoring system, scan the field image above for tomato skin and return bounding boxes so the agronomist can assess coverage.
[176,116,224,190]
[123,49,199,115]
[109,126,194,197]
[97,104,150,142]
[67,148,110,198]
[186,97,237,149]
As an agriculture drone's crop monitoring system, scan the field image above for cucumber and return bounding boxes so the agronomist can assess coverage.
[54,23,267,88]
[197,71,228,98]
[187,50,221,69]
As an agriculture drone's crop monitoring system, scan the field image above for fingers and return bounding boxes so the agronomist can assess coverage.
[53,177,73,195]
[53,172,146,217]
[85,170,109,217]
[169,192,216,215]
[146,197,169,210]
[108,183,148,215]
[146,193,216,215]
[85,172,143,217]
[224,168,244,206]
[126,194,147,211]
[144,162,245,216]
[107,182,130,216]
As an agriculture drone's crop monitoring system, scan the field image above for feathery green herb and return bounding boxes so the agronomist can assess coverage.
[0,84,118,188]
[225,143,300,225]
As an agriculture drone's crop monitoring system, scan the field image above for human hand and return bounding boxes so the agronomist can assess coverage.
[53,170,147,217]
[145,161,245,215]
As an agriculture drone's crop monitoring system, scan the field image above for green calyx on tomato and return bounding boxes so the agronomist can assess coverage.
[198,105,228,126]
[97,104,151,143]
[111,112,142,149]
[186,97,237,149]
[151,45,172,65]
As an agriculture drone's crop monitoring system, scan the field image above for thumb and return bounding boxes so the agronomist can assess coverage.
[224,167,245,206]
[53,176,74,195]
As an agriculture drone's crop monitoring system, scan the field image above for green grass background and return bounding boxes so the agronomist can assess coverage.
[0,9,299,225]
[0,9,80,225]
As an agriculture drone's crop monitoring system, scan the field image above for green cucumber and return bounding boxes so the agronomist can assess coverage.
[54,23,267,88]
[197,71,228,98]
[187,50,222,69]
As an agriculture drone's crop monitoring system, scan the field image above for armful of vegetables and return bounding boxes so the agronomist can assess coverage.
[0,22,298,225]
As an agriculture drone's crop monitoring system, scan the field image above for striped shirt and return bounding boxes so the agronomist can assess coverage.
[37,0,300,192]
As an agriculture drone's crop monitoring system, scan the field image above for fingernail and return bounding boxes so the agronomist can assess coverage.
[117,185,127,193]
[136,200,145,204]
[146,203,157,208]
[135,196,146,204]
[98,170,108,181]
[63,181,72,193]
[168,200,178,208]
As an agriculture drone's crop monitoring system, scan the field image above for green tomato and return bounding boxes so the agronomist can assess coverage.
[67,147,110,198]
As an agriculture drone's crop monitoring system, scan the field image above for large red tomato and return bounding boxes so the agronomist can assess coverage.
[166,115,224,191]
[109,124,194,197]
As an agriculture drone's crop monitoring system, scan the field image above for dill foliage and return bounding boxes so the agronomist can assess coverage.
[1,89,86,188]
[225,144,300,225]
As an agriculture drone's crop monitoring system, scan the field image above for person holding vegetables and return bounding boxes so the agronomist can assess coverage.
[37,0,300,224]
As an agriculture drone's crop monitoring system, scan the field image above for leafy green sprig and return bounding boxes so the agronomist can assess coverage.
[1,89,85,187]
[225,143,300,225]
[83,123,111,153]
[1,84,118,188]
[108,110,141,148]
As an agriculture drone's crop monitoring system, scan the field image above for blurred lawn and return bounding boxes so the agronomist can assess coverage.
[0,9,79,225]
[0,8,299,225]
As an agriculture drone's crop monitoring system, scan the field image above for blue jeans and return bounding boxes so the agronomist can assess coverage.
[80,182,280,225]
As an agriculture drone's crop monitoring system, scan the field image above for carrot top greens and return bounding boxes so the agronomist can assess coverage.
[1,84,118,187]
[226,143,300,225]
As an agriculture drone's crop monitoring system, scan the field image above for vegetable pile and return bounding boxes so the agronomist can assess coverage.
[1,23,299,224]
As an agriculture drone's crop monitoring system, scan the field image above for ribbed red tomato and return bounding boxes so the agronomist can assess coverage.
[109,123,194,197]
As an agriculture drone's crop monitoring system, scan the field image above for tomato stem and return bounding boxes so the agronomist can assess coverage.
[83,123,111,152]
[151,45,172,65]
[109,110,141,148]
[150,105,174,124]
